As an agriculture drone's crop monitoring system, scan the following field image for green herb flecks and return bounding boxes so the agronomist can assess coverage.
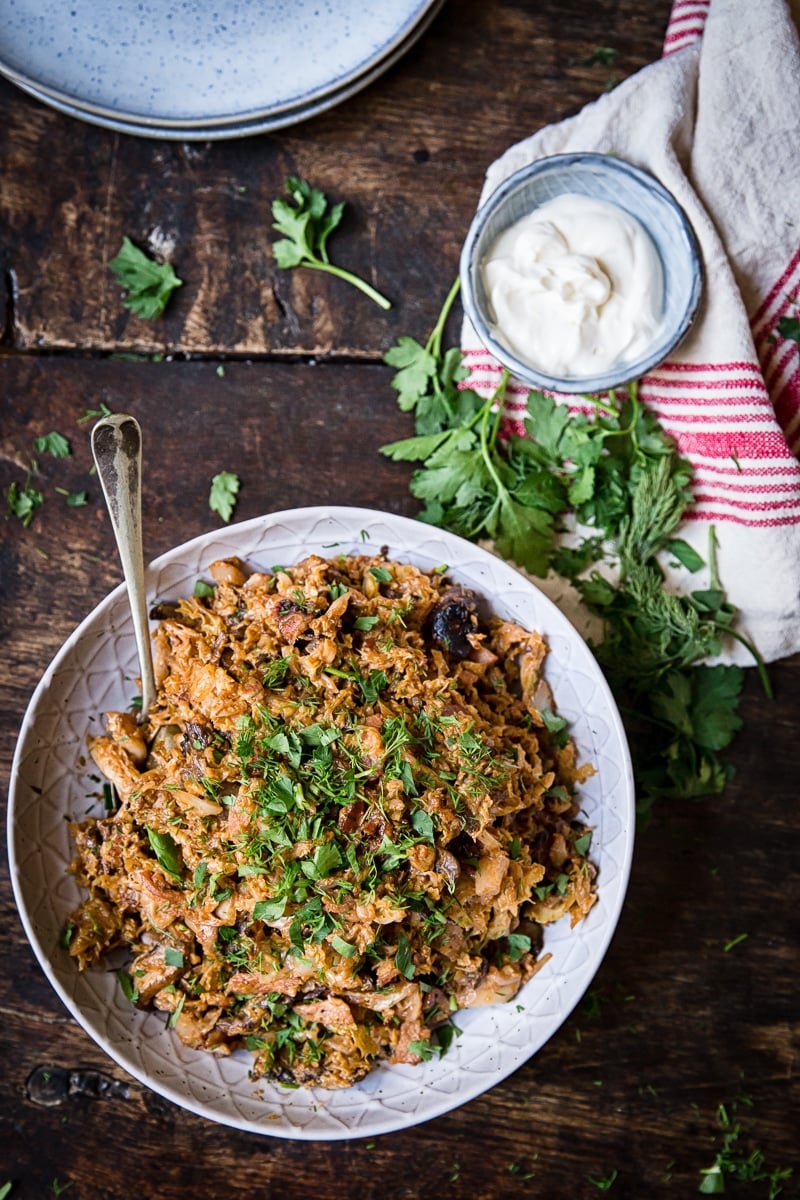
[271,176,391,310]
[583,46,619,66]
[6,475,44,527]
[698,1102,793,1195]
[108,236,183,319]
[116,969,140,1005]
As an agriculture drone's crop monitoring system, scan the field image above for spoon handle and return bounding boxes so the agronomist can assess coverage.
[91,414,157,720]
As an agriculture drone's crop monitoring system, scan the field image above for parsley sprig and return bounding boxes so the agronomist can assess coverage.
[381,285,770,817]
[271,176,391,311]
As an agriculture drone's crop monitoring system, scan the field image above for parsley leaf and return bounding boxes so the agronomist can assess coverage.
[271,176,391,310]
[209,471,240,523]
[583,46,619,66]
[34,431,71,458]
[253,897,287,922]
[395,934,415,979]
[145,827,182,880]
[6,478,44,527]
[108,236,183,319]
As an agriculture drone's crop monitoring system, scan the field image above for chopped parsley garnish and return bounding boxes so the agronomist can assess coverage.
[271,176,391,310]
[6,477,44,527]
[116,969,140,1005]
[145,827,182,881]
[395,934,415,979]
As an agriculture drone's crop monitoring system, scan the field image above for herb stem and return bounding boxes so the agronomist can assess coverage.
[427,277,462,359]
[308,259,392,310]
[474,373,511,532]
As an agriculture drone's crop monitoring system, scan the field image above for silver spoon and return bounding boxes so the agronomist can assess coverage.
[91,413,157,721]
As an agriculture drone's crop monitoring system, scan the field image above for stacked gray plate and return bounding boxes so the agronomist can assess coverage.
[0,0,444,139]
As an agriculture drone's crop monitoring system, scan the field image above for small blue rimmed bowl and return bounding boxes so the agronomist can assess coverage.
[459,152,703,395]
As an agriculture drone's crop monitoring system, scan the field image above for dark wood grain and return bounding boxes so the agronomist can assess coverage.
[2,3,800,1197]
[0,0,670,358]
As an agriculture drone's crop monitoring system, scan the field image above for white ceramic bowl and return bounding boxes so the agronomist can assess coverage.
[8,506,634,1139]
[460,152,703,394]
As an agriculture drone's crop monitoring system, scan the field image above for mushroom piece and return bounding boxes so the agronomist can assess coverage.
[426,586,480,660]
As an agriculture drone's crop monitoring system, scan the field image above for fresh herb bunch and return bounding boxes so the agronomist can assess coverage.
[381,283,769,817]
[271,176,391,311]
[108,236,183,319]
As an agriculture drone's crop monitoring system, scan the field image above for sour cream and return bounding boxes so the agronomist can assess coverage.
[480,192,664,379]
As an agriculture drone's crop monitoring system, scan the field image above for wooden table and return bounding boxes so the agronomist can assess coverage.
[1,2,798,1196]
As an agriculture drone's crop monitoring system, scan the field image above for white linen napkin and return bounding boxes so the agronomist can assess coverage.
[462,0,800,664]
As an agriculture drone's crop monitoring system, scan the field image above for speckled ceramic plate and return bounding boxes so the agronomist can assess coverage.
[2,0,444,140]
[8,506,634,1139]
[0,0,441,131]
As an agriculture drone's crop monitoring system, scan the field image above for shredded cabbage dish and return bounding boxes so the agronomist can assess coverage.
[66,552,596,1088]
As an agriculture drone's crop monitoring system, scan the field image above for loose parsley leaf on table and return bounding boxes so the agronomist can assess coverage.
[108,236,183,319]
[209,471,240,523]
[583,46,619,66]
[34,431,71,458]
[271,176,391,310]
[6,477,44,527]
[381,283,770,818]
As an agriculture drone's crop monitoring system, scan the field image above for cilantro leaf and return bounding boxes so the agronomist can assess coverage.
[271,176,390,309]
[108,236,183,319]
[331,934,358,958]
[209,471,240,523]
